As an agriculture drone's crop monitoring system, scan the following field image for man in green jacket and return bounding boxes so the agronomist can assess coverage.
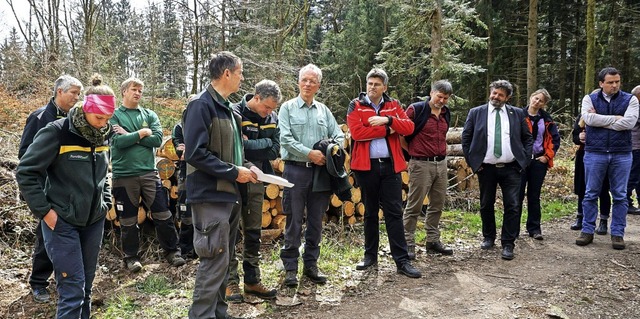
[110,77,184,272]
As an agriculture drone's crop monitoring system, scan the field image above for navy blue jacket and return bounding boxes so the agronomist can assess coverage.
[19,98,66,159]
[585,91,634,153]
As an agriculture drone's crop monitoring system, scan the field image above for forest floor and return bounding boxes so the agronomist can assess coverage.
[2,211,640,319]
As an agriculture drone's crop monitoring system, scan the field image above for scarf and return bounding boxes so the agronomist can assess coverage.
[70,106,111,146]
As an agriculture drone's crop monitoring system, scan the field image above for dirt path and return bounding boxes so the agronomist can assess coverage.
[256,215,640,319]
[2,214,639,318]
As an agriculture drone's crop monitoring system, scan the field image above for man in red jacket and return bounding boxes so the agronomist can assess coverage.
[347,68,421,278]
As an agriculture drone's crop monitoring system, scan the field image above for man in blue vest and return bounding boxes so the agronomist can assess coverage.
[577,67,639,249]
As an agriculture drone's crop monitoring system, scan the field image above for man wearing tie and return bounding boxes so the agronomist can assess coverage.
[461,80,533,260]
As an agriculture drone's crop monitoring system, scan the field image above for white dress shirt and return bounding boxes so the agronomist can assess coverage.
[484,105,515,164]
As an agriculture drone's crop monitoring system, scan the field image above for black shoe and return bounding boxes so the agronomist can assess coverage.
[397,262,422,278]
[501,245,514,260]
[570,217,583,230]
[628,206,640,215]
[480,237,495,250]
[529,232,544,240]
[595,219,608,235]
[303,266,327,285]
[284,270,298,287]
[426,241,454,255]
[356,257,377,270]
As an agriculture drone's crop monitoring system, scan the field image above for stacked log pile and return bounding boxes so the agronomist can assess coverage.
[107,127,476,238]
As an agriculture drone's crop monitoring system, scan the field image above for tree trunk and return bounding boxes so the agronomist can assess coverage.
[526,0,538,99]
[430,0,443,81]
[584,0,596,94]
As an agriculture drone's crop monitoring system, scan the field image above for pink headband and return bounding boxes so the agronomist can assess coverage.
[83,95,116,115]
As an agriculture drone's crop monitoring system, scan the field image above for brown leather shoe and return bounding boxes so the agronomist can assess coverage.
[244,282,277,299]
[225,283,243,303]
[611,235,626,250]
[575,232,594,246]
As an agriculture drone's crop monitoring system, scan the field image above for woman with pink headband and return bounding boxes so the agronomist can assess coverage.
[17,75,116,319]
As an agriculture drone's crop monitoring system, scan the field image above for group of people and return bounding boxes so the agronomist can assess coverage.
[15,52,640,319]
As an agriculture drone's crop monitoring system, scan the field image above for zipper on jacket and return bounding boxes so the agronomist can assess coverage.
[89,146,98,224]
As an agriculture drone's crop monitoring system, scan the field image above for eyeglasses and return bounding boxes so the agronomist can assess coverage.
[300,78,319,85]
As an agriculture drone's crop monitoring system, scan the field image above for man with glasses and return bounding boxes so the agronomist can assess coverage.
[279,64,344,287]
[226,80,282,302]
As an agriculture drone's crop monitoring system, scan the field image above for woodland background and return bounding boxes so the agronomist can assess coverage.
[1,0,639,129]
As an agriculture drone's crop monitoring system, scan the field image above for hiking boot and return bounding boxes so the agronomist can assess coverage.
[575,232,594,246]
[397,261,422,278]
[611,235,626,250]
[126,259,143,273]
[284,270,298,287]
[595,219,608,235]
[244,282,277,299]
[166,250,186,267]
[407,245,416,260]
[32,287,50,303]
[628,205,640,215]
[426,241,454,255]
[225,283,243,303]
[570,216,583,230]
[303,266,328,285]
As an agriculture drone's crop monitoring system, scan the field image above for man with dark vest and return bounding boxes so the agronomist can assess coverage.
[19,75,83,303]
[226,80,281,302]
[401,80,454,259]
[462,80,532,260]
[576,67,639,249]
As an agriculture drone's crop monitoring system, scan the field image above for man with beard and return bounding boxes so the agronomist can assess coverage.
[462,80,532,260]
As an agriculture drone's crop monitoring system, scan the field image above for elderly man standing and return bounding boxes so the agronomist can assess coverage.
[110,77,184,272]
[19,75,83,303]
[279,64,344,287]
[226,80,281,302]
[462,80,532,260]
[183,51,258,318]
[401,80,454,259]
[577,67,639,249]
[347,68,421,278]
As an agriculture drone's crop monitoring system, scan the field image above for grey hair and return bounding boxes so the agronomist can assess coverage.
[431,80,453,95]
[298,64,322,83]
[120,77,144,96]
[53,75,83,96]
[366,68,388,86]
[530,88,551,104]
[255,80,282,103]
[490,79,513,97]
[209,51,242,80]
[631,85,640,96]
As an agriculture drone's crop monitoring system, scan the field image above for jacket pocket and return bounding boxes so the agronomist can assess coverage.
[193,220,229,258]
